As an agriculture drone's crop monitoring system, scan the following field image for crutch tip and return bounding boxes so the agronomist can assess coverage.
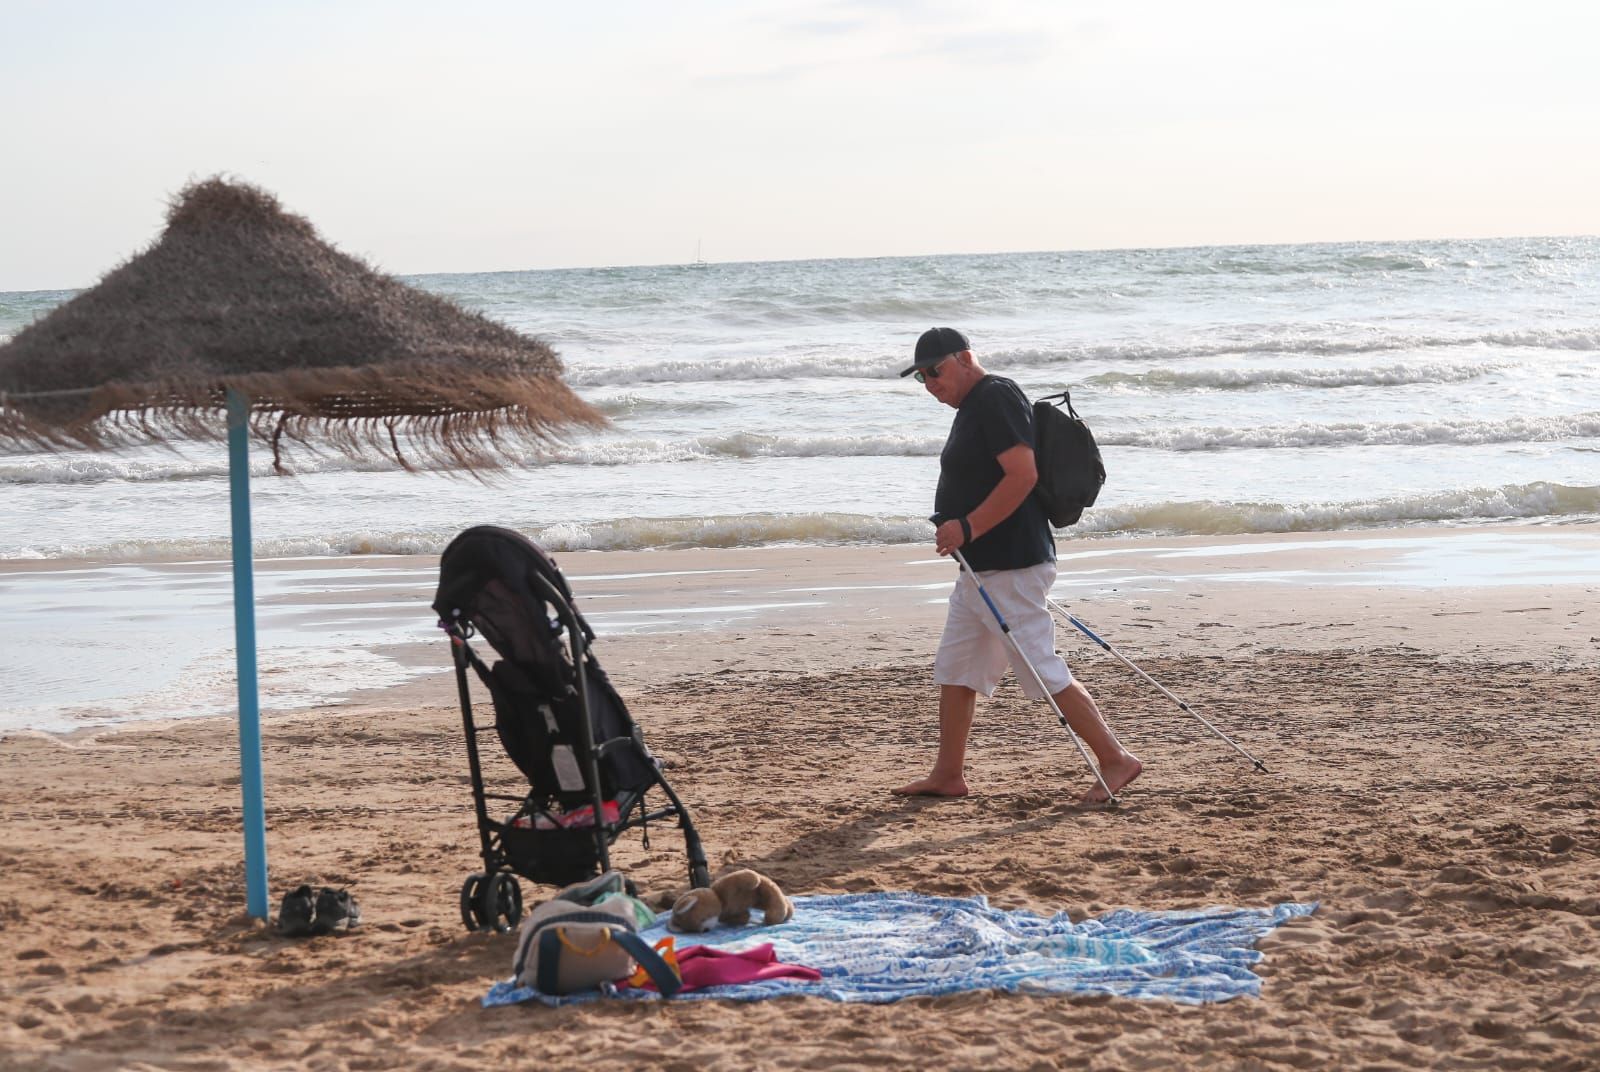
[1252,761,1269,774]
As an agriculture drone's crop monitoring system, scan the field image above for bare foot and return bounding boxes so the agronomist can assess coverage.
[1080,754,1142,804]
[892,776,969,797]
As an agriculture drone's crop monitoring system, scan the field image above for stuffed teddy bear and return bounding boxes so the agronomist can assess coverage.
[668,869,793,933]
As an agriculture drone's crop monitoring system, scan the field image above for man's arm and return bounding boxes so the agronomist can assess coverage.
[934,444,1037,555]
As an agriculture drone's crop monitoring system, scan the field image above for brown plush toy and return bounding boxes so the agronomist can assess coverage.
[669,869,793,933]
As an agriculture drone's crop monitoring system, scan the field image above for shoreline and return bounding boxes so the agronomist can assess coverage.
[4,514,1599,573]
[3,521,1597,740]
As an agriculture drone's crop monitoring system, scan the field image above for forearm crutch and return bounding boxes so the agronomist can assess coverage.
[1046,598,1269,774]
[949,547,1121,804]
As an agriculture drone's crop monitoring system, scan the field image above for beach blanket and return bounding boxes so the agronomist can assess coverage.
[483,892,1316,1007]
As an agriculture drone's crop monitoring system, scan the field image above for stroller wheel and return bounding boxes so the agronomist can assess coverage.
[460,872,487,931]
[480,873,523,933]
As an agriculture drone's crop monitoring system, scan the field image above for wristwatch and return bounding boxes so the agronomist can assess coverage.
[958,516,973,545]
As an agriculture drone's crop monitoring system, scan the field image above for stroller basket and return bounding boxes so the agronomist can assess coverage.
[501,822,632,887]
[432,525,711,931]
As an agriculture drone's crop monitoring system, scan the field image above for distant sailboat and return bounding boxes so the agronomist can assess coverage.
[690,240,708,269]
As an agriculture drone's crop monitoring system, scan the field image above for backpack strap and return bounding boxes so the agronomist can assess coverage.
[1036,389,1081,421]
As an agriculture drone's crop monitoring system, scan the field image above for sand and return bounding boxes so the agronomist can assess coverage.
[2,529,1598,1070]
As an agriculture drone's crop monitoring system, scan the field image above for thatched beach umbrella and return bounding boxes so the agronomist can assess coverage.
[0,178,605,919]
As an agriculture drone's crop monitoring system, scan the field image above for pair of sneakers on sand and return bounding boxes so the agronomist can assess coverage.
[277,885,361,937]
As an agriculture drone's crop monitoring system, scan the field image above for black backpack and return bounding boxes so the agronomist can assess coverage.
[1031,390,1106,527]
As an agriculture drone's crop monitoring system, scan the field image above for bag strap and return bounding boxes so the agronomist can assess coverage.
[535,927,565,995]
[612,930,683,997]
[1035,389,1082,421]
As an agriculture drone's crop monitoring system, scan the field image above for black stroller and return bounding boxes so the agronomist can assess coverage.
[432,525,711,932]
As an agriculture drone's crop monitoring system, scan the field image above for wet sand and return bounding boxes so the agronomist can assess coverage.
[6,524,1598,734]
[1,527,1598,1070]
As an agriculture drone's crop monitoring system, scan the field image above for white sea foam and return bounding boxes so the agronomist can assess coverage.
[7,411,1599,487]
[589,394,737,417]
[0,513,936,562]
[533,513,932,551]
[0,433,945,483]
[5,485,1595,563]
[0,449,412,484]
[534,432,943,465]
[1076,482,1600,535]
[0,454,233,484]
[554,415,1600,460]
[568,352,903,385]
[991,327,1600,366]
[562,328,1600,386]
[1099,413,1600,451]
[1086,362,1509,391]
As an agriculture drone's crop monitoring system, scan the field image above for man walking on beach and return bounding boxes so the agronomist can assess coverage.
[893,328,1141,803]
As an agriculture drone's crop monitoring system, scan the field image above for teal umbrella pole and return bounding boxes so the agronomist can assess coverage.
[226,388,270,919]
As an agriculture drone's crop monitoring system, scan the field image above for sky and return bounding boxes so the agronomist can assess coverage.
[2,0,1597,291]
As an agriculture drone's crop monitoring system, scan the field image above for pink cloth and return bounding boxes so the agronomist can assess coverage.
[635,942,821,993]
[511,800,622,831]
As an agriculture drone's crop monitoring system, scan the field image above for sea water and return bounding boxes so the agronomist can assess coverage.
[3,236,1598,562]
[2,237,1597,729]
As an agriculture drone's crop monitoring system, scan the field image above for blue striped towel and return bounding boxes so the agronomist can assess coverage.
[483,892,1316,1007]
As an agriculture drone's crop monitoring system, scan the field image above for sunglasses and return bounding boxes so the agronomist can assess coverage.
[913,356,953,383]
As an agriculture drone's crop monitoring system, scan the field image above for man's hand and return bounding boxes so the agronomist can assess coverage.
[934,518,966,556]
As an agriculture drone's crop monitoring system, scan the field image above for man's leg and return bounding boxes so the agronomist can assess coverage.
[892,684,977,797]
[1052,680,1142,803]
[902,569,1006,798]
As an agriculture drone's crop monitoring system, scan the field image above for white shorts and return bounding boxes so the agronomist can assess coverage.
[934,560,1072,700]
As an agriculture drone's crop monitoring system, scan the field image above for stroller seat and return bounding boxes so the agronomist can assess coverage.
[432,525,711,931]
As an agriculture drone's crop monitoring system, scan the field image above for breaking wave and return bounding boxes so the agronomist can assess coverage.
[589,394,738,418]
[0,513,935,562]
[1073,482,1600,536]
[1099,413,1600,451]
[1085,362,1508,391]
[547,416,1600,460]
[563,328,1600,385]
[5,484,1595,562]
[7,412,1600,486]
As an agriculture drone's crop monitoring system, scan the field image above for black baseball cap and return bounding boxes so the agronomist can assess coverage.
[900,327,971,377]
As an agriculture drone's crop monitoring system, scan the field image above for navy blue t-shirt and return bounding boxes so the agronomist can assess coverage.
[934,375,1055,572]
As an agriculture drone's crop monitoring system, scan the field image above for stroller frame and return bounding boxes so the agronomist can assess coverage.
[436,526,711,931]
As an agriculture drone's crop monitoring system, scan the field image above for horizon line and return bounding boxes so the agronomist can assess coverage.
[4,231,1597,296]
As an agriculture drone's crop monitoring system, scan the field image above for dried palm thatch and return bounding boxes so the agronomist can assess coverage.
[0,178,604,471]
